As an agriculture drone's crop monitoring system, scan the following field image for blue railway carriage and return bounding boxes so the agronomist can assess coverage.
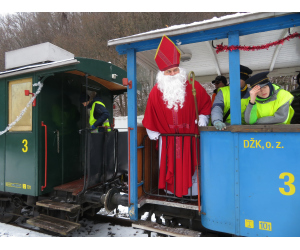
[108,12,300,236]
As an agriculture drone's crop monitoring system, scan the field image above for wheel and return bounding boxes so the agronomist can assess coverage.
[0,200,21,223]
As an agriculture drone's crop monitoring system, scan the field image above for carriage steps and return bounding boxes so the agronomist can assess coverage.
[26,199,81,235]
[132,220,201,237]
[35,199,81,213]
[26,214,81,235]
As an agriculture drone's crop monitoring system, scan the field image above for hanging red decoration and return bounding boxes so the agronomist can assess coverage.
[216,32,300,54]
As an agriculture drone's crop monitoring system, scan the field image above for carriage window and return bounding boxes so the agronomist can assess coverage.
[9,78,32,132]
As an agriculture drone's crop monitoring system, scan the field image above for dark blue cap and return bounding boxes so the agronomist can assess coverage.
[246,71,270,88]
[240,65,253,81]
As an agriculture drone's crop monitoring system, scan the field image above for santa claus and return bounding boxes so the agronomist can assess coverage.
[142,35,211,197]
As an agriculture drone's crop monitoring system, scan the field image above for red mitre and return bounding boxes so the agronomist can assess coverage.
[154,35,181,71]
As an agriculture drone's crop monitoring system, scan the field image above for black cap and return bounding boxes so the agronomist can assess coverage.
[240,65,253,81]
[246,71,270,88]
[214,75,227,85]
[80,93,90,103]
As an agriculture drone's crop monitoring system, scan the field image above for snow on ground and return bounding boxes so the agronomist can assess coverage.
[68,205,150,237]
[0,222,51,237]
[0,205,153,237]
[0,205,290,250]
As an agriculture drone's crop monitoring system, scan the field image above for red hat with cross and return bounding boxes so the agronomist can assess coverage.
[154,35,181,71]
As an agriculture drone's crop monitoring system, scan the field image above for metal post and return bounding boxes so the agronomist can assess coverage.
[228,31,241,235]
[234,133,240,236]
[127,49,138,221]
[228,31,241,125]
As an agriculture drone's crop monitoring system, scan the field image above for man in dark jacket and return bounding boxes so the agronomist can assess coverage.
[80,93,110,132]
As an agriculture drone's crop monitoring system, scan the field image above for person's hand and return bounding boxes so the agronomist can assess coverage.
[198,115,209,126]
[152,132,160,140]
[146,129,160,140]
[249,85,261,103]
[214,121,226,130]
[91,124,96,129]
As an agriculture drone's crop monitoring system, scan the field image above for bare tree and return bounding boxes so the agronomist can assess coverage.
[0,12,237,116]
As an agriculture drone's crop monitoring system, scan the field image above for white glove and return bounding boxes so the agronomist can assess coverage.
[195,115,209,126]
[146,128,160,140]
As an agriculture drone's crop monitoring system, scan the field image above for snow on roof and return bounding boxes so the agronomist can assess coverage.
[108,12,289,46]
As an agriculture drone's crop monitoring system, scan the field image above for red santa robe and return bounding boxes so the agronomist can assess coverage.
[142,80,211,197]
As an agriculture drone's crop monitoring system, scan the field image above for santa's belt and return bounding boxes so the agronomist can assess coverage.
[168,123,190,129]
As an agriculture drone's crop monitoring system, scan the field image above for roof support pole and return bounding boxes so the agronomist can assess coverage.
[150,70,154,89]
[228,31,241,125]
[228,31,241,236]
[205,41,221,75]
[269,28,291,72]
[126,49,138,221]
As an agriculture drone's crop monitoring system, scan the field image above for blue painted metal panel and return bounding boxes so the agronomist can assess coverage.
[202,131,300,236]
[116,13,300,55]
[239,132,300,237]
[201,132,236,234]
[126,49,138,221]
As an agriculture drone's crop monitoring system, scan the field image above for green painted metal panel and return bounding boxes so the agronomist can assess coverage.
[5,132,36,195]
[75,57,127,86]
[2,74,38,196]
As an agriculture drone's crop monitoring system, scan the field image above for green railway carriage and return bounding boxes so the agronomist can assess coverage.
[0,57,126,196]
[0,43,130,232]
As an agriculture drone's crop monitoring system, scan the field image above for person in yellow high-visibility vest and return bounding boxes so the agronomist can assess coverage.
[244,71,294,124]
[211,75,228,105]
[211,65,253,130]
[80,93,111,132]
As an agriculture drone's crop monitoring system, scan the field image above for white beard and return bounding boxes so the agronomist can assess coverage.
[156,67,187,111]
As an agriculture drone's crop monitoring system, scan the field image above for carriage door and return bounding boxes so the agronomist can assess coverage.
[38,75,81,192]
[38,76,64,192]
[5,77,36,196]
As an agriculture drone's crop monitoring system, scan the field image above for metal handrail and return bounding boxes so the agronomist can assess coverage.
[141,133,200,202]
[41,121,48,191]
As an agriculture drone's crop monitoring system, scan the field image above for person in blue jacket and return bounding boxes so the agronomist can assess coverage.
[80,93,111,132]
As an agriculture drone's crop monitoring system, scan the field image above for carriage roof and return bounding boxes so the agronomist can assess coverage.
[108,12,300,83]
[0,50,127,94]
